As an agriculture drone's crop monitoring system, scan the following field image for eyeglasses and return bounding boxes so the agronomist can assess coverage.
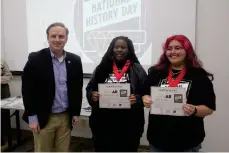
[166,46,184,51]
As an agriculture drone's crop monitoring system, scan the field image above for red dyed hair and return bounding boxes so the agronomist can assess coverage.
[155,35,202,69]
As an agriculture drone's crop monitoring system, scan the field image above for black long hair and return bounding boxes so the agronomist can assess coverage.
[93,36,140,82]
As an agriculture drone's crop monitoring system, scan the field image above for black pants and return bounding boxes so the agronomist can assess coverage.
[89,112,143,152]
[93,134,140,152]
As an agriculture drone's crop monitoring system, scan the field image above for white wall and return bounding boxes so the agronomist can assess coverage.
[3,0,229,152]
[1,0,28,69]
[195,0,229,151]
[1,0,4,58]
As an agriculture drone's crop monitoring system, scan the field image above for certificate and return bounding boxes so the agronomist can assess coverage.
[150,87,186,116]
[98,83,131,109]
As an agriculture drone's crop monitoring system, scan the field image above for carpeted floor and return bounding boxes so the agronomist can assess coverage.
[1,130,150,152]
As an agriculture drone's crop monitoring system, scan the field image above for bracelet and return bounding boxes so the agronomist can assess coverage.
[192,107,198,116]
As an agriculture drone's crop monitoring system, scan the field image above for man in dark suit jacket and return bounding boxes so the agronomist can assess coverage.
[22,22,83,152]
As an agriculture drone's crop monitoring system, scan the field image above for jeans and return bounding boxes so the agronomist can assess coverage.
[149,143,202,152]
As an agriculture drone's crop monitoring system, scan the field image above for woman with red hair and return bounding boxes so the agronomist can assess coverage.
[141,35,216,152]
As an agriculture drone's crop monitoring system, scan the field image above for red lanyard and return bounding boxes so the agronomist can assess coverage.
[112,60,130,81]
[168,66,186,87]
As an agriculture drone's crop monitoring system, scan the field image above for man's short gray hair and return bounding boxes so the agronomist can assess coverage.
[46,22,69,36]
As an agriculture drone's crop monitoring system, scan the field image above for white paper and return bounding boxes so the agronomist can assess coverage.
[98,83,131,109]
[1,97,24,110]
[80,99,91,117]
[150,87,186,116]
